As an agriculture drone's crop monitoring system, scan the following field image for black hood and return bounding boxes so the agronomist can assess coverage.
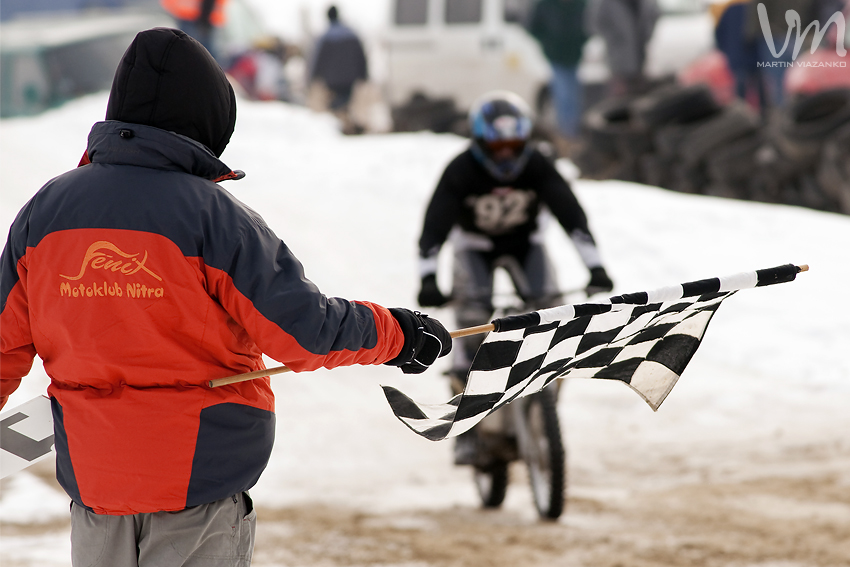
[105,27,236,157]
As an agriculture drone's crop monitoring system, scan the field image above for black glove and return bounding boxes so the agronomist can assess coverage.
[586,267,614,295]
[385,308,452,374]
[417,274,450,307]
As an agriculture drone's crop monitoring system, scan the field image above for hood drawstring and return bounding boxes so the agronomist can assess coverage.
[213,170,246,183]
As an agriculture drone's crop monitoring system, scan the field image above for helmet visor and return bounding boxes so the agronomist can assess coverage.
[484,138,526,159]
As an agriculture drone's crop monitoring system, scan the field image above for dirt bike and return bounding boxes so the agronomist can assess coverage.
[468,377,566,520]
[452,263,576,521]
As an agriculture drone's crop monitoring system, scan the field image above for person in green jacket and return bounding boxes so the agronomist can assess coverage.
[528,0,589,154]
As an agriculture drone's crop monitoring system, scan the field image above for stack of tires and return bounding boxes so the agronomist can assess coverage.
[391,92,467,134]
[575,83,850,214]
[755,88,850,211]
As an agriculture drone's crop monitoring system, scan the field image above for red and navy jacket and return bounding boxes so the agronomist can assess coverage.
[0,120,405,515]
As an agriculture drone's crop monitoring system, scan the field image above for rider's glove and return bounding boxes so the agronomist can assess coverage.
[385,308,452,374]
[417,274,450,307]
[586,267,614,296]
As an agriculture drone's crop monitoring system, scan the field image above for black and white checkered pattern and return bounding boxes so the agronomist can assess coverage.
[383,264,802,441]
[1,396,55,479]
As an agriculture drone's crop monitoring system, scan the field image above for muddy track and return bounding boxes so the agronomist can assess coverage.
[3,445,849,566]
[252,472,850,567]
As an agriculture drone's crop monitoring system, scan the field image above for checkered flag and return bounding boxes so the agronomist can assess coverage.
[1,396,55,479]
[383,264,805,441]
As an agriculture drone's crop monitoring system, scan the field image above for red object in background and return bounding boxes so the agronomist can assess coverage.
[677,46,850,107]
[785,49,850,95]
[678,49,737,105]
[227,53,259,99]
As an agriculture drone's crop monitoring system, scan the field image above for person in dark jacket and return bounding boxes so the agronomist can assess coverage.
[744,0,822,110]
[308,5,369,133]
[415,91,613,463]
[713,0,761,105]
[528,0,590,153]
[586,0,660,96]
[0,27,450,566]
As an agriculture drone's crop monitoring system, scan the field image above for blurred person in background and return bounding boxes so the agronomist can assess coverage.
[415,91,613,463]
[308,5,369,134]
[161,0,228,62]
[0,27,451,566]
[586,0,660,96]
[712,0,763,108]
[227,36,298,102]
[745,0,814,110]
[528,0,591,157]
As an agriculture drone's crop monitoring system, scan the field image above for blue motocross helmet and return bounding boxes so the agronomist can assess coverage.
[469,91,534,182]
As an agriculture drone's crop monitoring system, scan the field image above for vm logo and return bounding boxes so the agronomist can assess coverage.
[758,2,847,60]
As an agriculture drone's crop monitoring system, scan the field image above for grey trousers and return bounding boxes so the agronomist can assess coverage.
[70,492,256,567]
[451,244,560,377]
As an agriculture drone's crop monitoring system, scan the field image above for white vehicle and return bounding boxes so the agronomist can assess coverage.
[382,0,551,128]
[381,0,714,132]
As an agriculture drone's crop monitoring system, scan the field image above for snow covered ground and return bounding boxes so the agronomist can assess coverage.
[1,92,849,566]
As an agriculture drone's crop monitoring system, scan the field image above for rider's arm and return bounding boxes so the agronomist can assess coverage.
[530,154,601,266]
[418,157,467,276]
[531,153,613,292]
[416,156,469,306]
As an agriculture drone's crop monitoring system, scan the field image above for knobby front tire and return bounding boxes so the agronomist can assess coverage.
[474,461,509,508]
[523,385,566,520]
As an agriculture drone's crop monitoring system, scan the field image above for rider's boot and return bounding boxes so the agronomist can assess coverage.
[453,430,479,465]
[447,367,480,466]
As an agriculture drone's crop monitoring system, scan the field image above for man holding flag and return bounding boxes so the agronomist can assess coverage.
[0,27,451,566]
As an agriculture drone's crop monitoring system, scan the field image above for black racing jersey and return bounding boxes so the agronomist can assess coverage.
[419,146,593,258]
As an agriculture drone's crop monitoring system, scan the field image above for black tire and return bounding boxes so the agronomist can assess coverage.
[474,461,509,508]
[796,172,832,211]
[669,162,708,194]
[581,95,641,155]
[573,145,620,179]
[638,152,673,188]
[752,141,809,187]
[631,83,721,129]
[653,120,701,159]
[705,133,764,184]
[391,92,464,133]
[782,88,850,141]
[770,88,850,166]
[680,102,761,166]
[522,386,566,520]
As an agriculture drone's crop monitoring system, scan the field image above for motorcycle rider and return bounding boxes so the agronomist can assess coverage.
[415,90,613,463]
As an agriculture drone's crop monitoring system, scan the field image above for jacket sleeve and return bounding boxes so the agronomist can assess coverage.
[202,199,405,373]
[0,200,38,409]
[533,154,604,270]
[533,154,591,234]
[418,160,466,262]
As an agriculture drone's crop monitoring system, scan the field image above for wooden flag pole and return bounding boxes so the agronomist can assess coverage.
[208,264,809,388]
[208,324,495,388]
